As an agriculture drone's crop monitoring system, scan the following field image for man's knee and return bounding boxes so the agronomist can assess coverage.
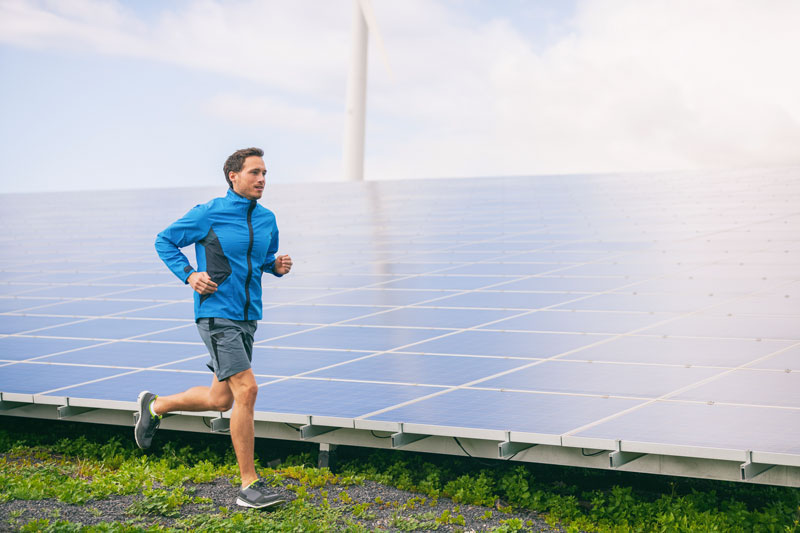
[234,382,258,405]
[211,397,234,412]
[229,371,258,405]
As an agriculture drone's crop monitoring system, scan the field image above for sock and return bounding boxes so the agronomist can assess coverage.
[148,397,161,419]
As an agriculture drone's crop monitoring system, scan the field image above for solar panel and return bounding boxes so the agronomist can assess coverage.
[1,169,799,486]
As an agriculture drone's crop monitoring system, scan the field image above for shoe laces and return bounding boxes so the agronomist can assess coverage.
[248,479,272,495]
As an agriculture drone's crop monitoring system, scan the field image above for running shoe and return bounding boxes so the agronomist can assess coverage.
[236,479,285,509]
[134,390,160,449]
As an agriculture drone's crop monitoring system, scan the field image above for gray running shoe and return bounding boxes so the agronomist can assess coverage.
[236,479,285,509]
[134,390,160,449]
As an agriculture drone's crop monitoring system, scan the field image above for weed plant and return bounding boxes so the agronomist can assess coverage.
[1,418,798,532]
[335,446,800,532]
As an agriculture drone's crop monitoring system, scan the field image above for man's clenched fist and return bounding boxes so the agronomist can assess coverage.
[187,272,218,295]
[273,255,293,276]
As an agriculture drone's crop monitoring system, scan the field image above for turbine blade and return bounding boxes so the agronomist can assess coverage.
[357,0,394,79]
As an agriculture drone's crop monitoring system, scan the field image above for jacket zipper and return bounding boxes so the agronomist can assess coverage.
[243,201,256,320]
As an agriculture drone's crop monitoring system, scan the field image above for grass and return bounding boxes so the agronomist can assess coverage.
[1,418,798,532]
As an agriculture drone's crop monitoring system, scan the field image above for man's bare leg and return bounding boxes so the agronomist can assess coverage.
[145,370,258,487]
[152,376,233,414]
[225,369,259,487]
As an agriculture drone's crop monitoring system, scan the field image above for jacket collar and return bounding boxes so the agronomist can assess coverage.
[226,188,257,206]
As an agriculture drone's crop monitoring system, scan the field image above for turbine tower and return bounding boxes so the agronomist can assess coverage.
[343,0,391,181]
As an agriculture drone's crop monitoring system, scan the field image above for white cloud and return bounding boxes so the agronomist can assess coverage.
[364,0,800,179]
[0,0,350,97]
[2,0,800,185]
[206,93,342,138]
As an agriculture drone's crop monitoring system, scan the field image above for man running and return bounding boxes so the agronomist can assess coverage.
[135,147,292,509]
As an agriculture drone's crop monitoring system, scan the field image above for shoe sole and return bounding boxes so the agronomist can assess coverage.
[235,497,285,509]
[134,390,151,449]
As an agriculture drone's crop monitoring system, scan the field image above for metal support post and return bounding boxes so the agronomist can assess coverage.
[318,443,338,469]
[210,417,230,433]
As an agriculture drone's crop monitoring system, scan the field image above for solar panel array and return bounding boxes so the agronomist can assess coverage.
[1,169,799,478]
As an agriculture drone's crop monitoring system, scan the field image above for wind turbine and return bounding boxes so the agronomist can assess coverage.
[343,0,392,181]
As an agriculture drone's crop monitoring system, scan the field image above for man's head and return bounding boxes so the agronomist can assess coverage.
[223,147,266,201]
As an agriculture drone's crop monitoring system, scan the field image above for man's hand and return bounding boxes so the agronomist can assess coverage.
[187,272,218,295]
[273,255,293,276]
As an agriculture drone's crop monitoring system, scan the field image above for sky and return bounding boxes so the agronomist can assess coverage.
[1,0,799,193]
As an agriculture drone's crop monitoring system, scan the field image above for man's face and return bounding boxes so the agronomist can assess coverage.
[230,156,267,200]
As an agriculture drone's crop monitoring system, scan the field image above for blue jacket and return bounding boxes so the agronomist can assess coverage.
[155,189,281,321]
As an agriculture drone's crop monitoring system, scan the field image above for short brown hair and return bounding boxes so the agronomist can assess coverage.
[223,147,264,188]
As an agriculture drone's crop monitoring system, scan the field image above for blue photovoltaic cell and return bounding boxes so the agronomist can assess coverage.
[282,274,401,289]
[0,298,61,313]
[342,307,519,329]
[118,302,195,319]
[0,315,79,334]
[356,263,455,275]
[573,401,800,456]
[376,276,504,291]
[261,287,342,304]
[40,341,206,368]
[560,336,792,367]
[100,273,180,285]
[113,286,198,301]
[442,263,560,276]
[55,369,208,401]
[648,315,800,341]
[1,170,799,475]
[16,285,135,299]
[0,362,128,395]
[430,291,576,310]
[22,299,160,317]
[33,318,185,340]
[630,277,776,296]
[307,353,531,386]
[673,370,800,408]
[509,251,611,263]
[493,277,633,292]
[132,323,208,343]
[259,304,380,324]
[266,325,441,352]
[479,310,667,334]
[554,293,719,313]
[367,388,641,435]
[253,347,371,376]
[408,330,603,358]
[479,360,722,398]
[307,289,444,307]
[254,378,443,418]
[751,345,800,370]
[0,284,52,296]
[0,336,104,361]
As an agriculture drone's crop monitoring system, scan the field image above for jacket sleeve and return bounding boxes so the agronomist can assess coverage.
[263,224,283,277]
[155,205,210,283]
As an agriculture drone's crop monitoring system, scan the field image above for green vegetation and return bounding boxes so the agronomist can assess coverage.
[1,418,798,532]
[336,448,800,532]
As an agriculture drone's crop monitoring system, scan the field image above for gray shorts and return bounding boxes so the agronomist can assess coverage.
[196,317,257,381]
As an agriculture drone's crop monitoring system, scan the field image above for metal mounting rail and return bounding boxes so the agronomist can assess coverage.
[741,451,775,481]
[300,424,338,440]
[609,440,645,468]
[498,440,537,459]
